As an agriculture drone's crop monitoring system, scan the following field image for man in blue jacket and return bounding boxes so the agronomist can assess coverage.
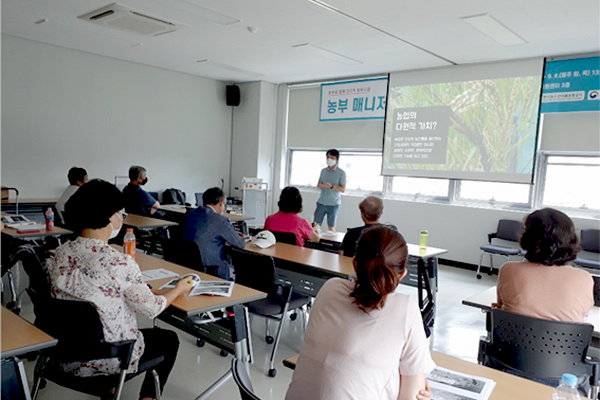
[182,187,245,280]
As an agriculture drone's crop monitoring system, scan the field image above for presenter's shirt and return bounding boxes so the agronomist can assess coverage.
[264,211,314,247]
[497,261,594,323]
[285,278,435,400]
[47,237,167,377]
[317,166,346,206]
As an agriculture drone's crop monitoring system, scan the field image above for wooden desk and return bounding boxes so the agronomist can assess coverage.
[283,351,561,400]
[160,204,254,223]
[462,286,600,336]
[124,214,178,230]
[1,199,58,205]
[1,307,57,358]
[1,226,72,240]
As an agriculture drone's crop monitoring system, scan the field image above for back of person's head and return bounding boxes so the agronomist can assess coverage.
[128,165,146,181]
[278,187,303,214]
[67,167,87,185]
[520,208,579,265]
[359,196,384,222]
[65,179,124,233]
[351,225,408,313]
[326,149,340,160]
[203,187,225,206]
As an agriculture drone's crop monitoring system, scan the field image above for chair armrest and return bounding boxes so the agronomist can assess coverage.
[51,339,136,370]
[273,283,294,305]
[487,233,497,244]
[478,335,490,365]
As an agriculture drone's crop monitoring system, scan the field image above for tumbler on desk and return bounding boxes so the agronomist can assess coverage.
[419,230,428,250]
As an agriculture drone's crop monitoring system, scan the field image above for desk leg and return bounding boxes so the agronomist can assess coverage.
[194,305,252,400]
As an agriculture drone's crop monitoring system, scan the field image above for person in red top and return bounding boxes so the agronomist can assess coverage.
[264,187,321,246]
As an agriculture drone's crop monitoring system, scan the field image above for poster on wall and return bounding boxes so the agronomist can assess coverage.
[541,56,600,113]
[320,78,388,121]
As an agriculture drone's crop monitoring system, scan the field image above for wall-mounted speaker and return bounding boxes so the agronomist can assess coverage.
[226,85,240,106]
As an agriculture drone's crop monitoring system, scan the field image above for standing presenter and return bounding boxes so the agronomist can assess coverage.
[313,149,346,232]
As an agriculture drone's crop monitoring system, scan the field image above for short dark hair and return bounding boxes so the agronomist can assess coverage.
[520,208,580,265]
[359,196,383,222]
[129,166,146,181]
[351,225,408,313]
[278,187,303,214]
[67,167,87,185]
[65,179,124,233]
[203,187,225,206]
[326,149,340,160]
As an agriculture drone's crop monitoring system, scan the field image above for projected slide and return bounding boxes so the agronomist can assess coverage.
[382,59,544,184]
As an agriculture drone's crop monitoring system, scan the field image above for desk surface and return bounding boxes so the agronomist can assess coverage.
[245,241,356,278]
[1,307,57,358]
[1,199,58,205]
[283,350,560,400]
[160,204,254,222]
[124,214,178,229]
[1,226,72,239]
[127,247,266,316]
[462,286,600,334]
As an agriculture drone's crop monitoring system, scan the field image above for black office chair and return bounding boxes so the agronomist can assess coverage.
[28,289,164,400]
[268,230,297,246]
[195,192,204,207]
[575,229,600,271]
[227,246,310,377]
[477,219,524,279]
[2,357,32,400]
[160,238,212,274]
[231,358,262,400]
[478,309,599,398]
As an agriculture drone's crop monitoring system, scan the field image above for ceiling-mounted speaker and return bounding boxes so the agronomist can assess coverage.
[226,85,240,106]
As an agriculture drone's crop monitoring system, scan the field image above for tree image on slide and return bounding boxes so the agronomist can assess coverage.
[384,76,541,174]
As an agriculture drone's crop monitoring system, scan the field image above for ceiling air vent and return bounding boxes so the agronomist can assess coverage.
[78,3,182,36]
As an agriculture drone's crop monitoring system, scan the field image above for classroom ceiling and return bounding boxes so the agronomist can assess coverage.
[2,0,599,84]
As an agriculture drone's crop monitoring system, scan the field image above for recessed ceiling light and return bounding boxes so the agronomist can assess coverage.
[196,59,264,77]
[462,14,526,46]
[292,43,362,65]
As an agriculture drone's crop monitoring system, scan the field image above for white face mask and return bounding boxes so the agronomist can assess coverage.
[108,212,123,239]
[326,158,337,167]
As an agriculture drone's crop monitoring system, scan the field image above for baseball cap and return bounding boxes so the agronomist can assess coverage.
[254,230,276,249]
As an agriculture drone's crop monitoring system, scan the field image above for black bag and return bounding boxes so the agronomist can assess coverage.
[162,188,187,205]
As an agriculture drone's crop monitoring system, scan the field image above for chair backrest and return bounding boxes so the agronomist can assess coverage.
[1,357,31,400]
[195,192,204,207]
[231,359,261,400]
[482,309,593,381]
[227,246,277,295]
[10,245,51,296]
[495,219,524,242]
[581,229,600,253]
[592,274,600,307]
[161,238,205,273]
[268,230,297,246]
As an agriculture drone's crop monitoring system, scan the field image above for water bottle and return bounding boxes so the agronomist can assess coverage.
[552,373,580,400]
[123,228,136,260]
[45,208,54,231]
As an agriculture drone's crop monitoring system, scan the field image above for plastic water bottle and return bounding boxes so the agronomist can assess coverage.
[123,228,136,260]
[45,208,54,231]
[553,373,580,400]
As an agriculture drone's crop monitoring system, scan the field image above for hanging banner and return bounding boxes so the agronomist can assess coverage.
[320,77,388,121]
[541,56,600,113]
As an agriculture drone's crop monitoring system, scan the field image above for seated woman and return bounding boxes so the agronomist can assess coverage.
[497,208,594,323]
[46,179,194,400]
[285,225,434,400]
[264,186,320,246]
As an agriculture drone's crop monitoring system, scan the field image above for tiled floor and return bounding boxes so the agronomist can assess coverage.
[18,264,497,400]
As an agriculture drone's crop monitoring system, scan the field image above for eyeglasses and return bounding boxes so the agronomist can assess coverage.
[119,211,128,221]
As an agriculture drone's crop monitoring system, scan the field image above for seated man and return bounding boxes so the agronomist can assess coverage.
[56,167,88,224]
[182,187,245,280]
[123,166,160,216]
[340,196,384,257]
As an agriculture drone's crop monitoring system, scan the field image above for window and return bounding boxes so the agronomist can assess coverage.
[458,181,531,205]
[390,177,449,198]
[289,150,383,193]
[541,154,600,211]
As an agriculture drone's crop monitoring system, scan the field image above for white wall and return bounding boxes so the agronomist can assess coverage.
[1,35,233,201]
[273,84,600,266]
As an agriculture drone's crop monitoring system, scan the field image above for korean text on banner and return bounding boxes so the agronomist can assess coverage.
[320,78,388,121]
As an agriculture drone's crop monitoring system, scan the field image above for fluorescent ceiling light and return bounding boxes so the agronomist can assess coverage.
[196,59,263,77]
[462,14,526,46]
[292,43,362,65]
